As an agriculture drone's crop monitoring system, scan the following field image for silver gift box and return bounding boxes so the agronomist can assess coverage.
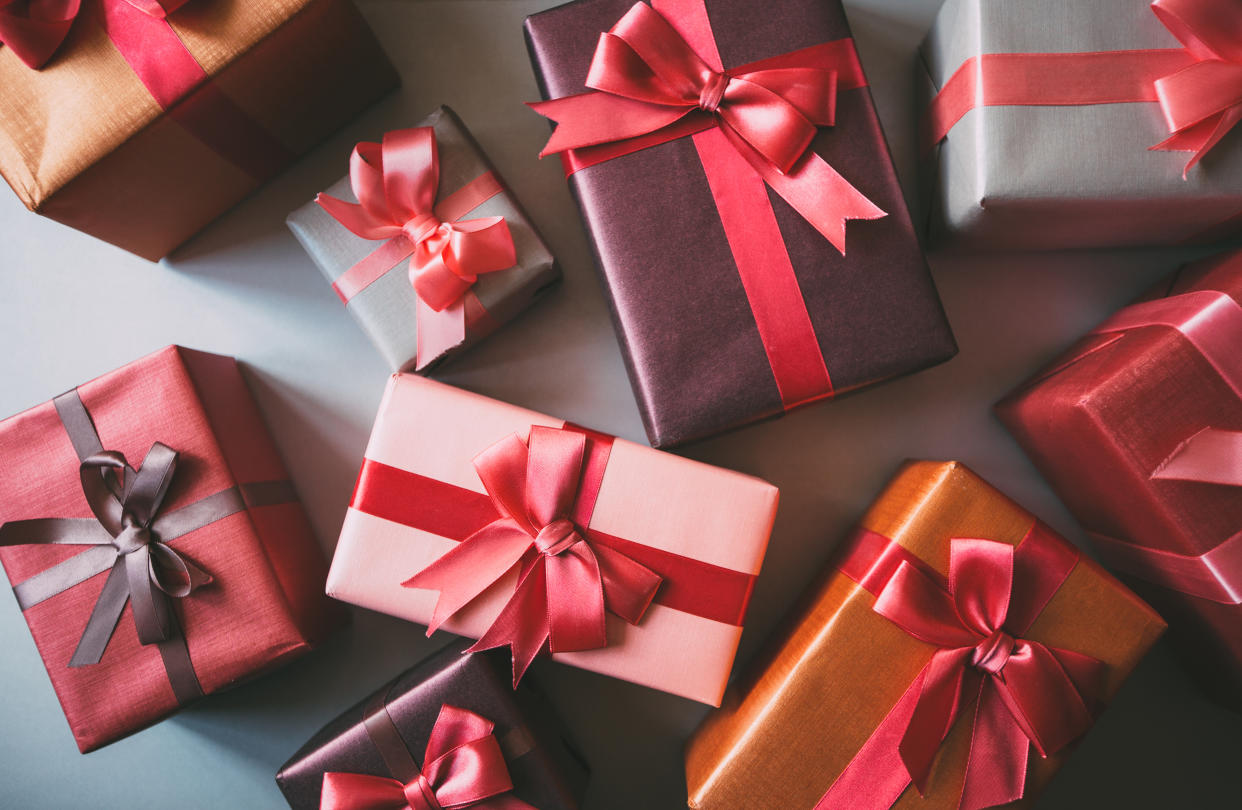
[918,0,1242,250]
[288,106,559,372]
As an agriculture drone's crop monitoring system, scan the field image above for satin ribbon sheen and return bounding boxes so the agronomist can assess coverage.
[403,425,662,685]
[321,704,533,810]
[818,527,1103,810]
[0,0,185,68]
[318,128,516,370]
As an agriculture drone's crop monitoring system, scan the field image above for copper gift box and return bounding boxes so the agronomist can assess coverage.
[686,461,1165,809]
[0,0,399,259]
[0,346,345,752]
[998,249,1242,707]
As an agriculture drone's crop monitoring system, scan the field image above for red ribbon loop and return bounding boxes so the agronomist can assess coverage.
[321,705,532,810]
[403,426,663,685]
[0,0,191,69]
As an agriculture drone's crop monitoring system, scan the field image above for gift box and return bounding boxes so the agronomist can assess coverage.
[287,107,560,373]
[685,461,1165,810]
[326,373,779,705]
[997,249,1242,707]
[524,0,956,448]
[0,346,345,752]
[918,0,1242,250]
[276,641,589,810]
[0,0,399,260]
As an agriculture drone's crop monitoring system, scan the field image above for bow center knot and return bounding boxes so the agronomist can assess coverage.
[403,213,446,245]
[971,629,1017,676]
[112,515,154,556]
[534,518,582,557]
[402,773,443,810]
[698,70,730,114]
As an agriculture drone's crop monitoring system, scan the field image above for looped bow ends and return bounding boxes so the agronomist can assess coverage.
[321,705,534,810]
[0,0,186,69]
[875,538,1104,810]
[1150,0,1242,175]
[69,443,212,667]
[403,426,662,685]
[529,1,884,254]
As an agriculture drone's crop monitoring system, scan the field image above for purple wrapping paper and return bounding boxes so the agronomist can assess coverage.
[275,642,588,809]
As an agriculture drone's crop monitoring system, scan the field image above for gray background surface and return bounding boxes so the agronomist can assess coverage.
[1,1,1239,807]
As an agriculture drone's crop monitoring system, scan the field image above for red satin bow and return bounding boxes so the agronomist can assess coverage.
[320,705,533,810]
[529,1,884,254]
[876,538,1104,810]
[1150,0,1242,174]
[0,0,186,69]
[403,426,663,685]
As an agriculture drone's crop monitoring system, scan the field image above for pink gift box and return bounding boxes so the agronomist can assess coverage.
[326,374,778,705]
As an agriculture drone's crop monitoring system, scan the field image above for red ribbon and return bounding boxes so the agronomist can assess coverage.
[529,1,885,256]
[0,0,189,70]
[402,426,663,685]
[318,128,517,371]
[817,526,1104,810]
[321,705,534,810]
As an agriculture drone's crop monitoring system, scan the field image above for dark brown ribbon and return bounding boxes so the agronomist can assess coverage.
[0,388,298,704]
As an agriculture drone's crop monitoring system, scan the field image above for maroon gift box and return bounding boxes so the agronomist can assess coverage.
[524,0,956,448]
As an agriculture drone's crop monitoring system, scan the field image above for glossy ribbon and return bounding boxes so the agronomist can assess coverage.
[818,526,1103,810]
[318,128,516,370]
[0,0,187,68]
[321,704,533,810]
[403,425,662,685]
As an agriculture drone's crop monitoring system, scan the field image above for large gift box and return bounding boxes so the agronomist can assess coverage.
[276,641,589,810]
[685,461,1165,810]
[919,0,1242,250]
[326,374,779,705]
[524,0,956,448]
[288,107,560,373]
[0,346,345,752]
[998,249,1242,707]
[0,0,399,260]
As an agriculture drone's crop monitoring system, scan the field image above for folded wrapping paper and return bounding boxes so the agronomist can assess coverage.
[326,374,778,705]
[0,346,345,752]
[918,0,1242,250]
[525,0,956,449]
[685,461,1165,810]
[276,642,588,810]
[998,249,1242,706]
[0,0,399,260]
[288,107,560,374]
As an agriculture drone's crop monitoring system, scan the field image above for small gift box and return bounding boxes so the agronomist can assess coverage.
[0,0,399,260]
[326,374,779,705]
[276,641,589,810]
[524,0,956,448]
[287,107,560,373]
[0,346,345,752]
[998,248,1242,707]
[685,461,1165,810]
[919,0,1242,250]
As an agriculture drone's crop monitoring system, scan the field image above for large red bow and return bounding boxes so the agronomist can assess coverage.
[529,1,884,254]
[320,705,533,810]
[0,0,186,69]
[403,426,663,685]
[1150,0,1242,174]
[875,538,1104,810]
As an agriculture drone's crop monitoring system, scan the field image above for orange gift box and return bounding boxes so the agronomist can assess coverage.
[686,461,1165,810]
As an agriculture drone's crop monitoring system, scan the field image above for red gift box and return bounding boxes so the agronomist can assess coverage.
[0,346,345,751]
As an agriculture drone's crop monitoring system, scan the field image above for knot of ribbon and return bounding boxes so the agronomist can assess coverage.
[873,538,1104,810]
[1150,0,1242,175]
[403,425,662,685]
[0,0,187,69]
[529,1,885,254]
[321,705,533,810]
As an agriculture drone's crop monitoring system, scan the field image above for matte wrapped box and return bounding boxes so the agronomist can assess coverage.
[0,346,345,752]
[327,374,778,705]
[686,461,1165,810]
[288,107,560,373]
[0,0,399,259]
[277,641,588,810]
[525,0,955,448]
[998,249,1242,707]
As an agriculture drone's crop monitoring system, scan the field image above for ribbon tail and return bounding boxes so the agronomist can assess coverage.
[320,772,408,810]
[314,193,401,242]
[898,649,971,794]
[544,545,607,653]
[593,543,662,625]
[1152,106,1242,178]
[126,543,176,645]
[415,294,469,371]
[468,561,552,687]
[529,93,693,156]
[1151,427,1242,485]
[67,556,128,667]
[958,681,1029,810]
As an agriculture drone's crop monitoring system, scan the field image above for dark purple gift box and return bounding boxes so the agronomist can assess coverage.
[524,0,956,448]
[276,643,589,809]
